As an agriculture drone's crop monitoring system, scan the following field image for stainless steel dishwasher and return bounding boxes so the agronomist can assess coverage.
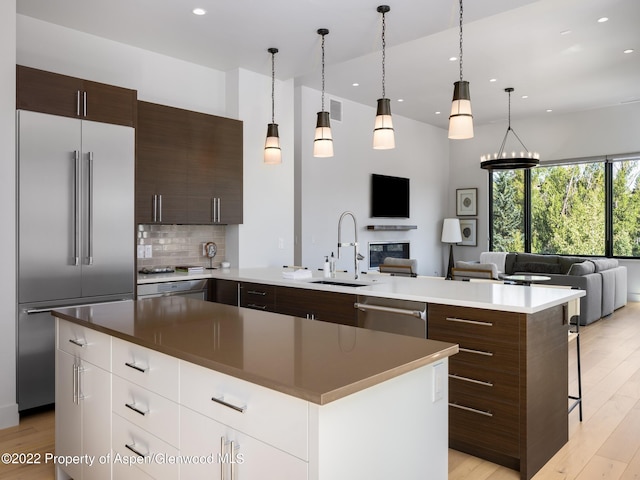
[354,296,427,338]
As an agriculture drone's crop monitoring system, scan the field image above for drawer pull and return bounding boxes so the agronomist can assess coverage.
[125,403,148,416]
[68,338,87,348]
[125,443,148,458]
[459,347,494,357]
[446,317,493,327]
[449,402,493,417]
[247,290,267,296]
[246,304,267,310]
[125,361,148,373]
[212,396,246,413]
[449,373,494,387]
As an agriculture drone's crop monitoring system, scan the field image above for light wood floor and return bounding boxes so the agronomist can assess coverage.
[1,302,639,480]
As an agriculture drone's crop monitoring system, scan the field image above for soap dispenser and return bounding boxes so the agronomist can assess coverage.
[329,252,336,278]
[323,256,331,277]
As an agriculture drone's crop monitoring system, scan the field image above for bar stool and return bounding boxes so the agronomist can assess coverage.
[532,284,583,421]
[567,298,583,421]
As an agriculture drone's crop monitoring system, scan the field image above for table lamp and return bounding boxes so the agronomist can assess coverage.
[441,218,462,280]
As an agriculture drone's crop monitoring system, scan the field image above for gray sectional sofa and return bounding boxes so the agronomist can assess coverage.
[503,253,627,325]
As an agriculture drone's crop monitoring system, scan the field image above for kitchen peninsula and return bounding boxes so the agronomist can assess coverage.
[53,297,457,480]
[139,267,585,480]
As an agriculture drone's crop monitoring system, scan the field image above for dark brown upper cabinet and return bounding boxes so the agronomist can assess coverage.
[136,101,243,225]
[16,65,137,127]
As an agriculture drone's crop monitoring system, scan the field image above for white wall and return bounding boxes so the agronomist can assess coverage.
[0,0,18,429]
[226,68,295,268]
[296,86,450,276]
[449,102,640,299]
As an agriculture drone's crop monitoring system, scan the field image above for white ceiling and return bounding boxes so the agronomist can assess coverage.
[16,0,640,129]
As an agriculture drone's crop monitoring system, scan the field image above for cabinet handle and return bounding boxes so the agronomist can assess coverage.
[152,195,157,222]
[76,90,81,116]
[449,373,494,387]
[246,304,266,310]
[125,403,149,416]
[125,361,148,373]
[83,91,87,117]
[158,194,163,222]
[220,437,227,480]
[211,396,246,413]
[449,402,493,417]
[445,317,493,327]
[68,338,87,348]
[72,363,77,405]
[125,443,147,458]
[211,198,215,223]
[459,347,494,357]
[230,440,238,480]
[247,290,267,296]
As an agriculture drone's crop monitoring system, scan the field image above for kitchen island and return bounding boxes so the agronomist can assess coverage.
[53,297,457,480]
[138,267,585,480]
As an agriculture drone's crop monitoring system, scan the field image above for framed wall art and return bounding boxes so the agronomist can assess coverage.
[456,188,477,216]
[459,218,477,246]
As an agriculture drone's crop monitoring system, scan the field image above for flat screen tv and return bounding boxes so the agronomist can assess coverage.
[371,174,410,218]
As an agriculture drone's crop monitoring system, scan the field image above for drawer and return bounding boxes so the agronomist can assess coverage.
[448,363,519,405]
[112,413,179,480]
[240,282,276,311]
[180,360,308,461]
[112,337,179,402]
[112,375,180,448]
[439,336,518,373]
[428,304,520,346]
[449,395,519,458]
[57,318,111,370]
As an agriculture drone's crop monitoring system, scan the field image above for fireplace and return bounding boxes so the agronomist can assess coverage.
[368,241,410,270]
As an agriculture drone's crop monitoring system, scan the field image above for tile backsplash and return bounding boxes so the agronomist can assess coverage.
[137,224,226,269]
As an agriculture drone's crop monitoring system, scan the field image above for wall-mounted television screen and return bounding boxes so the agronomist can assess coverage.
[371,174,410,218]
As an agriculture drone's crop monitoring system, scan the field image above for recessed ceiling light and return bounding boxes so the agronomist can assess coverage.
[489,78,497,83]
[449,56,457,62]
[397,99,404,102]
[192,7,206,15]
[546,109,553,113]
[352,83,359,87]
[435,111,441,115]
[522,95,529,99]
[624,49,634,54]
[597,17,608,23]
[560,29,572,35]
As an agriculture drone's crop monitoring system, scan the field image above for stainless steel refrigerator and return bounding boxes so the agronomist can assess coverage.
[17,110,134,411]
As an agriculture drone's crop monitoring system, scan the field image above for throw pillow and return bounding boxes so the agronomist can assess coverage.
[513,261,563,274]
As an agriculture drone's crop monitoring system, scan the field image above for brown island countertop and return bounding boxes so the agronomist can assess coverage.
[53,296,458,405]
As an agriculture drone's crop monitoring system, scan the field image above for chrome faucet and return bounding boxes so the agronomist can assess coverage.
[337,211,364,279]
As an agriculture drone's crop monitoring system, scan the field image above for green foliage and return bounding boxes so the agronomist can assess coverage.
[492,170,524,252]
[490,159,640,257]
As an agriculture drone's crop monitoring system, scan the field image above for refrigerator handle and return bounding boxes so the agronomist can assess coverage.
[73,151,80,266]
[87,152,94,265]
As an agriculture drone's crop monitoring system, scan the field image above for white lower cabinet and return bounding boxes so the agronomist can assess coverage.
[55,348,111,480]
[180,406,308,479]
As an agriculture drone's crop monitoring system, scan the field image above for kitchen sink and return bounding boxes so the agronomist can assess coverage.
[310,280,371,288]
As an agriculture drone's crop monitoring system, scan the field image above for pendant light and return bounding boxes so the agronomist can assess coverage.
[373,5,395,150]
[313,28,334,158]
[264,47,281,165]
[448,0,473,140]
[480,88,540,170]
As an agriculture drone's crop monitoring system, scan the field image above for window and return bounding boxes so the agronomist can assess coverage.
[491,170,524,252]
[531,163,605,255]
[490,153,640,258]
[612,158,640,257]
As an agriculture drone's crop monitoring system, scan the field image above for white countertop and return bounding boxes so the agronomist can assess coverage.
[138,266,585,314]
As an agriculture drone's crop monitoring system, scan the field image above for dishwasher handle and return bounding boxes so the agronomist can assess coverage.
[354,302,424,319]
